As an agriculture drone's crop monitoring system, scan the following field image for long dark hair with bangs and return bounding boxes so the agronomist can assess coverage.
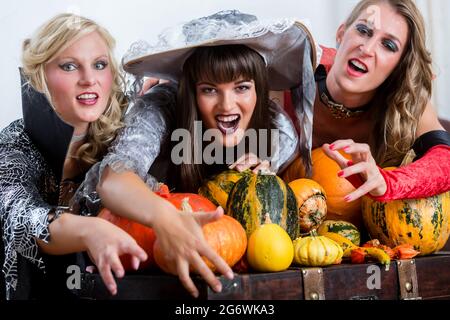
[173,44,275,192]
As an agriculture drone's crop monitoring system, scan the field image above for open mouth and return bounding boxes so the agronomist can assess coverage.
[348,59,368,74]
[215,114,241,135]
[76,93,99,105]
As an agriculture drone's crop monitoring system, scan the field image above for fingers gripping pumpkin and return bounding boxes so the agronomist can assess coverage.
[153,195,247,274]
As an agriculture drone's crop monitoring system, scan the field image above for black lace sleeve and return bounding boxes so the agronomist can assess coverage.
[0,120,57,299]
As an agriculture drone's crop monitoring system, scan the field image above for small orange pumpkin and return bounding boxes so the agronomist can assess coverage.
[153,195,247,274]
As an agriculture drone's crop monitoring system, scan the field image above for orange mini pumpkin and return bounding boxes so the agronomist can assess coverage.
[153,198,247,274]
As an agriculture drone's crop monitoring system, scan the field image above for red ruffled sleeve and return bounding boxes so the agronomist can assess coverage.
[346,145,450,201]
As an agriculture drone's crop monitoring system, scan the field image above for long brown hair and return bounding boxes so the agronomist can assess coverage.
[344,0,433,166]
[175,45,274,192]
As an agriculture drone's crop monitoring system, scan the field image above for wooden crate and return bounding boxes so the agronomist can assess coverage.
[77,252,450,300]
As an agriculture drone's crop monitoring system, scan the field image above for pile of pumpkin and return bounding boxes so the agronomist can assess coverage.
[99,169,333,274]
[98,147,450,276]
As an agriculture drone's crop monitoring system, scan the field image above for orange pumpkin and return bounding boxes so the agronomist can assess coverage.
[153,200,247,274]
[98,208,156,271]
[362,191,450,255]
[283,148,362,228]
[97,185,218,271]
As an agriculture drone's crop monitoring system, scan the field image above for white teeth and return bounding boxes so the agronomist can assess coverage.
[350,60,367,72]
[216,115,239,122]
[217,122,237,135]
[77,93,98,100]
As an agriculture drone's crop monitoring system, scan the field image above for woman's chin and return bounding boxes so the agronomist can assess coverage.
[221,132,245,148]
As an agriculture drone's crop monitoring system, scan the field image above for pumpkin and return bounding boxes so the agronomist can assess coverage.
[282,148,362,228]
[198,169,252,209]
[98,208,156,271]
[246,214,294,272]
[362,191,450,255]
[157,184,217,212]
[288,179,327,233]
[153,197,247,273]
[293,230,343,267]
[97,185,217,271]
[227,171,301,240]
[317,220,361,246]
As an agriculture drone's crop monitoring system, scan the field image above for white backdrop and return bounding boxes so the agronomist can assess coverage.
[1,0,449,130]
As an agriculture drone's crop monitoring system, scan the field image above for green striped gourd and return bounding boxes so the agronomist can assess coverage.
[317,220,361,246]
[198,170,251,209]
[226,171,300,240]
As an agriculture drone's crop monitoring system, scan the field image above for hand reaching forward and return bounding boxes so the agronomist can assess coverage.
[152,206,234,298]
[83,217,148,296]
[322,140,387,201]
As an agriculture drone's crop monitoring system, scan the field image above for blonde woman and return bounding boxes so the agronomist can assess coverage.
[0,14,147,299]
[284,0,449,218]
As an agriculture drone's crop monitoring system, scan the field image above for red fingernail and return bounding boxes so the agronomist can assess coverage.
[347,161,354,166]
[338,171,344,177]
[329,144,335,150]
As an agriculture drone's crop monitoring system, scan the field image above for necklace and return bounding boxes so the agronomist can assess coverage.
[315,65,371,119]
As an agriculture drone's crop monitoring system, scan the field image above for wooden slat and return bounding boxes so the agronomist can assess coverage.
[77,254,450,300]
[415,255,450,300]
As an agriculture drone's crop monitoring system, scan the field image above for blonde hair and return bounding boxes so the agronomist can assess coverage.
[344,0,433,166]
[21,13,128,167]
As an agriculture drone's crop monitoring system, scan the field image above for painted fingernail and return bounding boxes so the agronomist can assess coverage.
[338,171,344,177]
[344,195,352,202]
[329,144,335,150]
[347,161,354,166]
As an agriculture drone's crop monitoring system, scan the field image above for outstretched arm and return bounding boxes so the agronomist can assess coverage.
[97,167,233,298]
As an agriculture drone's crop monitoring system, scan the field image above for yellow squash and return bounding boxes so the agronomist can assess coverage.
[293,231,343,267]
[247,215,294,272]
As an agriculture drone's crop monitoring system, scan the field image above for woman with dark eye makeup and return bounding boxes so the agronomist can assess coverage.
[282,0,450,226]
